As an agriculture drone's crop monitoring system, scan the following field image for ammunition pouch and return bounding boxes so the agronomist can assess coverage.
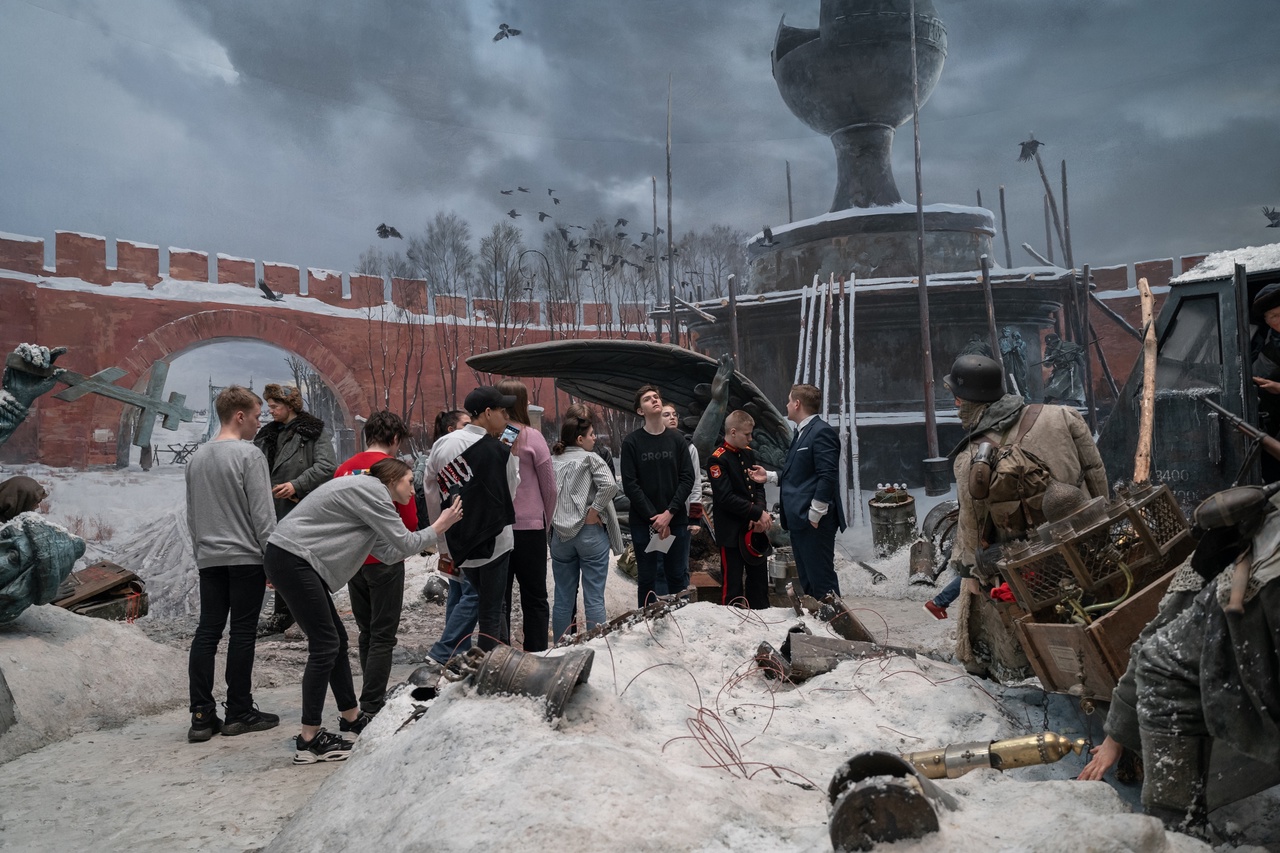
[968,442,996,500]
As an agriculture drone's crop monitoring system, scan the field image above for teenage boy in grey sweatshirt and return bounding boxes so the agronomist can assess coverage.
[185,386,279,743]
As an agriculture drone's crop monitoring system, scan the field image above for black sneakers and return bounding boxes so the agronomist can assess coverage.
[256,613,294,636]
[221,705,281,737]
[338,711,374,738]
[187,709,222,743]
[294,729,353,765]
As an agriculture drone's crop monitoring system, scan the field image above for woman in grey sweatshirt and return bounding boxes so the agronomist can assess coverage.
[265,457,462,765]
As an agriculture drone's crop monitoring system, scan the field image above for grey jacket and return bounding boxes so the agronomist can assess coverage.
[268,475,438,592]
[253,411,337,519]
[185,439,276,568]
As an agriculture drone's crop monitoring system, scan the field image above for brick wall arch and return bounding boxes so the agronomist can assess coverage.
[94,309,367,465]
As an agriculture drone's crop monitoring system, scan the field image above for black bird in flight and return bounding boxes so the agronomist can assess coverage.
[616,232,627,240]
[551,196,561,205]
[1017,135,1044,162]
[569,224,587,231]
[517,186,530,193]
[602,262,616,272]
[507,209,521,218]
[632,243,643,250]
[641,232,652,242]
[376,223,402,239]
[615,218,628,228]
[257,278,284,302]
[493,23,522,41]
[609,254,623,264]
[547,188,555,196]
[566,240,579,252]
[577,258,590,271]
[557,226,570,240]
[1265,207,1280,228]
[588,237,603,250]
[500,189,514,195]
[537,211,552,222]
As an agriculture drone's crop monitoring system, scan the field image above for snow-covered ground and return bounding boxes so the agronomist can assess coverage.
[1,451,1276,852]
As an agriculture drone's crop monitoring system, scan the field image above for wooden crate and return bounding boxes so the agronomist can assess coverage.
[1015,568,1174,701]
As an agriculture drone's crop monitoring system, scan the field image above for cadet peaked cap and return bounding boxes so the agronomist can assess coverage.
[1251,282,1280,324]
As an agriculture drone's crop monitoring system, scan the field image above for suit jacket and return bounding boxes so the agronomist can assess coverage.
[779,416,846,532]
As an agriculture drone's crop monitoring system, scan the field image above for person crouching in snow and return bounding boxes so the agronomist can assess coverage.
[265,458,462,765]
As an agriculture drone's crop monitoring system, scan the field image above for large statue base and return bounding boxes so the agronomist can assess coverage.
[749,204,996,292]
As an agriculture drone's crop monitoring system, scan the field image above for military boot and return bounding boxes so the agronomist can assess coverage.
[1140,732,1210,839]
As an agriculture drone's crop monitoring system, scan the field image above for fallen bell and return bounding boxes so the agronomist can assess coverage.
[472,646,595,720]
[828,751,957,852]
[907,537,940,585]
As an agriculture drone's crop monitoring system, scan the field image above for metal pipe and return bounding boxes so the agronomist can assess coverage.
[999,185,1012,268]
[726,273,740,367]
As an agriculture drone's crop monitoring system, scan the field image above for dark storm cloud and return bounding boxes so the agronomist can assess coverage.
[1,0,1277,277]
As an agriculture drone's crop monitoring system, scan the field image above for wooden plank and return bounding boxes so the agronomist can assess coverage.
[52,560,140,610]
[1088,568,1174,676]
[1016,620,1116,700]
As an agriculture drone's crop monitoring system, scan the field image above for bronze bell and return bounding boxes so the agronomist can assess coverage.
[472,646,595,720]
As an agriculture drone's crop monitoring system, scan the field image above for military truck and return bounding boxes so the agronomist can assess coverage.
[1096,246,1280,508]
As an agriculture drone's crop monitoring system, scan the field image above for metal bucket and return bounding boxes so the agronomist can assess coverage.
[868,486,917,557]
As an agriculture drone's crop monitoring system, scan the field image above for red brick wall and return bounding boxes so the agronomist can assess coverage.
[390,277,429,312]
[1134,259,1173,291]
[263,263,301,297]
[168,249,208,282]
[0,234,43,275]
[307,269,345,307]
[55,232,107,284]
[216,256,255,287]
[116,241,160,286]
[349,273,384,309]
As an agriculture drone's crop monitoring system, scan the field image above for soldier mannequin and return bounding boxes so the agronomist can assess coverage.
[945,354,1107,678]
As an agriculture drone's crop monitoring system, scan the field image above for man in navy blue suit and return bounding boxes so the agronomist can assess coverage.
[774,383,846,598]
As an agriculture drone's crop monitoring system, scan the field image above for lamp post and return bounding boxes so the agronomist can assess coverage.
[517,249,554,329]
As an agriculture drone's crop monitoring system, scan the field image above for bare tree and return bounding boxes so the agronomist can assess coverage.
[405,212,476,411]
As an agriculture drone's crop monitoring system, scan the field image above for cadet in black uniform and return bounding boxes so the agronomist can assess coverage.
[708,410,772,609]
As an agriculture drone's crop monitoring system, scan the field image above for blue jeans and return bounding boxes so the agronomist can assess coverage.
[933,575,962,609]
[631,524,691,607]
[551,524,611,640]
[428,575,478,664]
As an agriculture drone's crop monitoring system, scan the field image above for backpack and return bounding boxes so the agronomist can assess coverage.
[970,404,1056,541]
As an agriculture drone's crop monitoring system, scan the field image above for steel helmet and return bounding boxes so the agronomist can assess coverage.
[943,354,1004,403]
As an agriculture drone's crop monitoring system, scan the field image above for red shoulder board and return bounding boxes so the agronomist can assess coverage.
[711,445,726,458]
[709,464,723,479]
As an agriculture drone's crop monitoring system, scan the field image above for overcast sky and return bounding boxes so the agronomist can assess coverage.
[2,0,1278,287]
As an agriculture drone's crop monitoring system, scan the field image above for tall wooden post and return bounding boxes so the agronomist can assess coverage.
[786,160,794,223]
[999,185,1012,268]
[666,76,677,347]
[910,0,943,492]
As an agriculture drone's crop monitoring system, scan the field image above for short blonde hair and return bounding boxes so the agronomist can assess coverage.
[725,410,754,432]
[215,386,262,424]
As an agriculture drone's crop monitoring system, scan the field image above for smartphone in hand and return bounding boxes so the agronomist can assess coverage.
[499,424,520,447]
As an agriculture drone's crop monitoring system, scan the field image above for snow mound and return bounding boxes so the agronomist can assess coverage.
[268,604,1201,853]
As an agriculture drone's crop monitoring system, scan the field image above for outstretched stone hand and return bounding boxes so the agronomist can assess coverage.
[4,344,67,408]
[1,345,68,446]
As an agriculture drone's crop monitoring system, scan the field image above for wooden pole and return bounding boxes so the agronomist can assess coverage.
[999,185,1012,269]
[976,188,983,208]
[1089,292,1144,341]
[786,160,794,223]
[1133,277,1157,483]
[847,275,863,520]
[726,273,740,369]
[979,254,1005,375]
[1061,160,1075,273]
[666,76,677,347]
[1043,194,1055,265]
[821,273,835,417]
[909,0,940,463]
[1034,150,1068,262]
[794,282,813,386]
[1082,263,1097,430]
[652,176,661,333]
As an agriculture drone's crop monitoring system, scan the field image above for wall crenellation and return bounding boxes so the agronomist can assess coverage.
[0,228,641,329]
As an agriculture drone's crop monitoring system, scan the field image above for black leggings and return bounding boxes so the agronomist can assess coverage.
[264,544,358,727]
